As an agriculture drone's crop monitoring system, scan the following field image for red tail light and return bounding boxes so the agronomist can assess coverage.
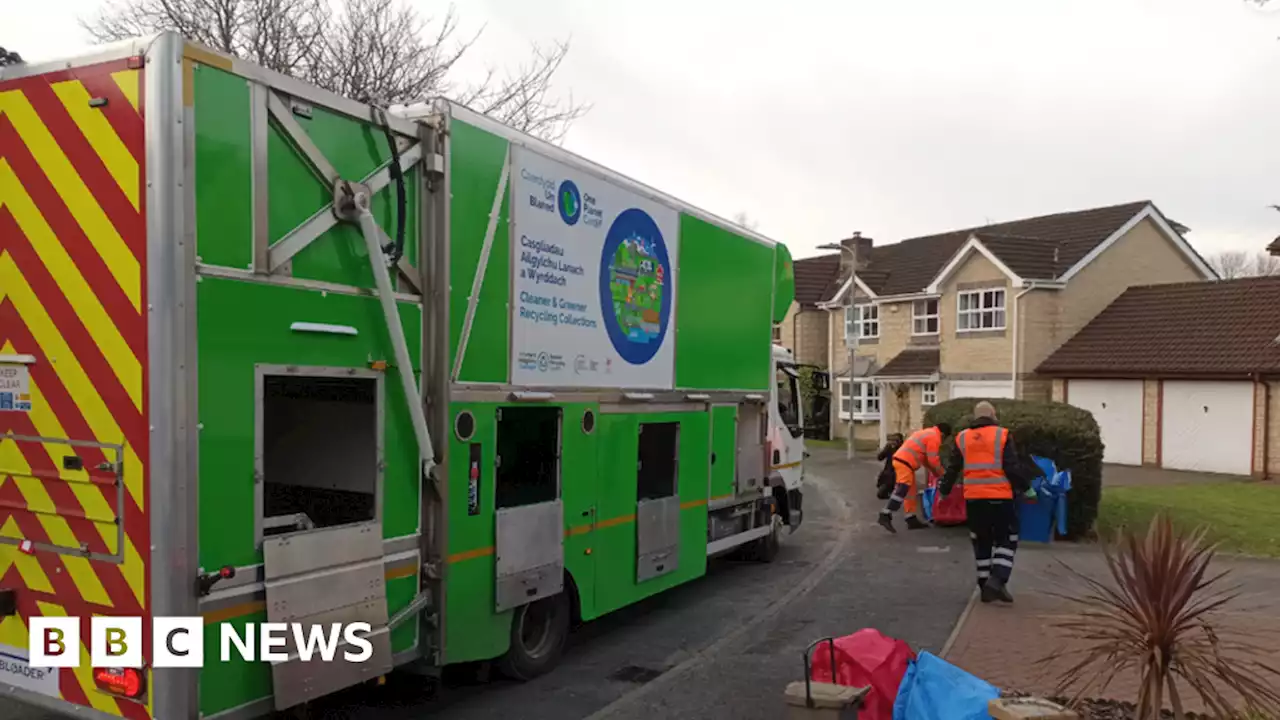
[92,667,145,699]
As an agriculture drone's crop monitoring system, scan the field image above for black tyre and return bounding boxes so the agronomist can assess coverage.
[498,591,571,681]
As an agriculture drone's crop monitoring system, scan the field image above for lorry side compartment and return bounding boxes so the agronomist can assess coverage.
[0,52,153,719]
[180,41,428,717]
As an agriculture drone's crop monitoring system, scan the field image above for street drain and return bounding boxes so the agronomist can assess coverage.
[608,665,663,684]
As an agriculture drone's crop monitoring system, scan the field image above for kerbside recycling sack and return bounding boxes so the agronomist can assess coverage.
[809,628,915,720]
[892,651,1000,720]
[921,473,966,526]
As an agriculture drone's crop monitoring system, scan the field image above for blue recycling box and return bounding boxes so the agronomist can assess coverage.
[1017,456,1072,544]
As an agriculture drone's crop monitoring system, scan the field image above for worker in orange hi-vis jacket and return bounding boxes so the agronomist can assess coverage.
[939,401,1034,604]
[876,421,951,533]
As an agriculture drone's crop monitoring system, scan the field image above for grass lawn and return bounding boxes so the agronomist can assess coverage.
[1096,482,1280,558]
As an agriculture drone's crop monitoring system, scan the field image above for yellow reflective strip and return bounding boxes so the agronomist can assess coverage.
[0,500,57,593]
[49,80,139,210]
[0,256,145,511]
[122,535,145,608]
[35,602,123,716]
[0,90,140,311]
[0,165,142,411]
[0,613,29,650]
[110,70,140,113]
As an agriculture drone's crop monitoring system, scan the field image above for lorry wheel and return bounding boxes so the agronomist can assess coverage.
[498,592,571,681]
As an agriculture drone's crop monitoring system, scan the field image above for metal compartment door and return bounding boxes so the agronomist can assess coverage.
[636,495,680,582]
[263,522,393,710]
[735,402,766,495]
[495,499,564,612]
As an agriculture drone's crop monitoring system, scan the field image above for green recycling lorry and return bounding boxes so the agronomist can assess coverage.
[0,32,805,719]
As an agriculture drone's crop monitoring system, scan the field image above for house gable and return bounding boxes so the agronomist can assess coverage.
[1057,204,1216,283]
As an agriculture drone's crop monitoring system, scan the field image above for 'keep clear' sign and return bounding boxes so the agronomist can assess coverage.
[509,146,679,390]
[0,361,32,412]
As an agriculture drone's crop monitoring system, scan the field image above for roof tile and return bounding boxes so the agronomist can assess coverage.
[793,254,841,307]
[851,200,1151,297]
[1036,276,1280,377]
[874,348,941,378]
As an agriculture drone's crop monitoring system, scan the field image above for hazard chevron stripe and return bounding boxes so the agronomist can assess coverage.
[0,58,149,720]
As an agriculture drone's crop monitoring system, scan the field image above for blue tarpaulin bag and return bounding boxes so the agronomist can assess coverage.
[1017,456,1073,543]
[892,651,999,720]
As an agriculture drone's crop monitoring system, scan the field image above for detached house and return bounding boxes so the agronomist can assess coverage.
[810,200,1216,447]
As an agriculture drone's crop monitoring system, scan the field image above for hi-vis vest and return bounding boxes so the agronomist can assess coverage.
[956,426,1014,500]
[892,427,943,473]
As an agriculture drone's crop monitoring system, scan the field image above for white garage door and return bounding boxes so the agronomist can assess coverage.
[949,381,1015,400]
[1161,381,1254,476]
[1066,380,1144,466]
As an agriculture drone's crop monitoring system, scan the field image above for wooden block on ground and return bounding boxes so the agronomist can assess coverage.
[783,681,868,719]
[989,697,1080,720]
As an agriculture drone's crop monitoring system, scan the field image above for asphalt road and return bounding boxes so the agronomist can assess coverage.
[1,449,978,720]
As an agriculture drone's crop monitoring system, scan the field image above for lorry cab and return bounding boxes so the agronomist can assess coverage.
[769,345,806,530]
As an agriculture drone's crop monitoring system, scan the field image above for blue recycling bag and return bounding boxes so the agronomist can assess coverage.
[921,487,936,522]
[1018,456,1073,542]
[892,651,999,720]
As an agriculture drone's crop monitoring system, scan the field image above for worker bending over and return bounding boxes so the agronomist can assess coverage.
[877,421,951,533]
[938,401,1032,604]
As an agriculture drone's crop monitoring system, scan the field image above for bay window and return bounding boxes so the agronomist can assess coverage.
[837,379,881,420]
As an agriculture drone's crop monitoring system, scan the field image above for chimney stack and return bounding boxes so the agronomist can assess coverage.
[839,231,873,273]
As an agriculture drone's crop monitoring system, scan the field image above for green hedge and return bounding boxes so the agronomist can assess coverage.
[923,397,1104,539]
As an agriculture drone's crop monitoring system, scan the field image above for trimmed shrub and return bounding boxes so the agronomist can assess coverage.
[923,397,1103,539]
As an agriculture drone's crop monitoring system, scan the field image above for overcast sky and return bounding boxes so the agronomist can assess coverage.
[9,0,1280,259]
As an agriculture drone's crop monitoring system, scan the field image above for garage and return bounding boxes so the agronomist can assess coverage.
[1066,380,1144,466]
[1160,381,1254,476]
[949,380,1015,400]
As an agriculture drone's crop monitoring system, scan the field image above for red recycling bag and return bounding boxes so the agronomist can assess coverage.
[808,628,915,720]
[931,483,967,525]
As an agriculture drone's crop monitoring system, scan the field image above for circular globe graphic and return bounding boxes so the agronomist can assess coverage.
[598,208,671,365]
[558,179,581,226]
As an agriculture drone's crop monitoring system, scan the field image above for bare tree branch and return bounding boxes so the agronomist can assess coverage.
[1208,250,1280,280]
[80,0,586,141]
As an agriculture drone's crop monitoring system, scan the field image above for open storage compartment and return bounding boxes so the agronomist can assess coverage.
[636,421,680,582]
[494,405,565,613]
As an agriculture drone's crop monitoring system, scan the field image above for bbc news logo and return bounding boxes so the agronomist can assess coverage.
[28,617,374,668]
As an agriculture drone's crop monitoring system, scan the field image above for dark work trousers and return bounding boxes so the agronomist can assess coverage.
[965,499,1019,587]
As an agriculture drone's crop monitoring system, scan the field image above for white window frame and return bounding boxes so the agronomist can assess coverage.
[838,378,881,420]
[956,288,1007,332]
[921,382,937,407]
[845,303,879,341]
[912,298,940,336]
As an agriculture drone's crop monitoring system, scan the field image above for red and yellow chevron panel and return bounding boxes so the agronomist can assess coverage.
[0,58,151,720]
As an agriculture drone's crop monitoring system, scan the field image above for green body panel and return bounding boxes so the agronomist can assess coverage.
[773,242,795,323]
[674,214,775,391]
[200,610,270,717]
[193,65,253,269]
[710,405,739,501]
[440,403,711,662]
[447,120,511,383]
[194,277,421,710]
[192,64,417,288]
[592,410,709,616]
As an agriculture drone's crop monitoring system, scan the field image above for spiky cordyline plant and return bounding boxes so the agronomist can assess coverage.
[1041,515,1280,719]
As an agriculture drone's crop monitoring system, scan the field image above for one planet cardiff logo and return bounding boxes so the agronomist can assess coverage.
[558,179,581,226]
[598,208,671,365]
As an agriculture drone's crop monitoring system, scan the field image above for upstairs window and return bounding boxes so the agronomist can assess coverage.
[957,289,1006,332]
[912,299,939,335]
[845,303,879,341]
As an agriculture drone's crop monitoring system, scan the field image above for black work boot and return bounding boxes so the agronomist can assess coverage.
[980,581,999,603]
[986,577,1014,603]
[905,516,928,530]
[877,513,896,534]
